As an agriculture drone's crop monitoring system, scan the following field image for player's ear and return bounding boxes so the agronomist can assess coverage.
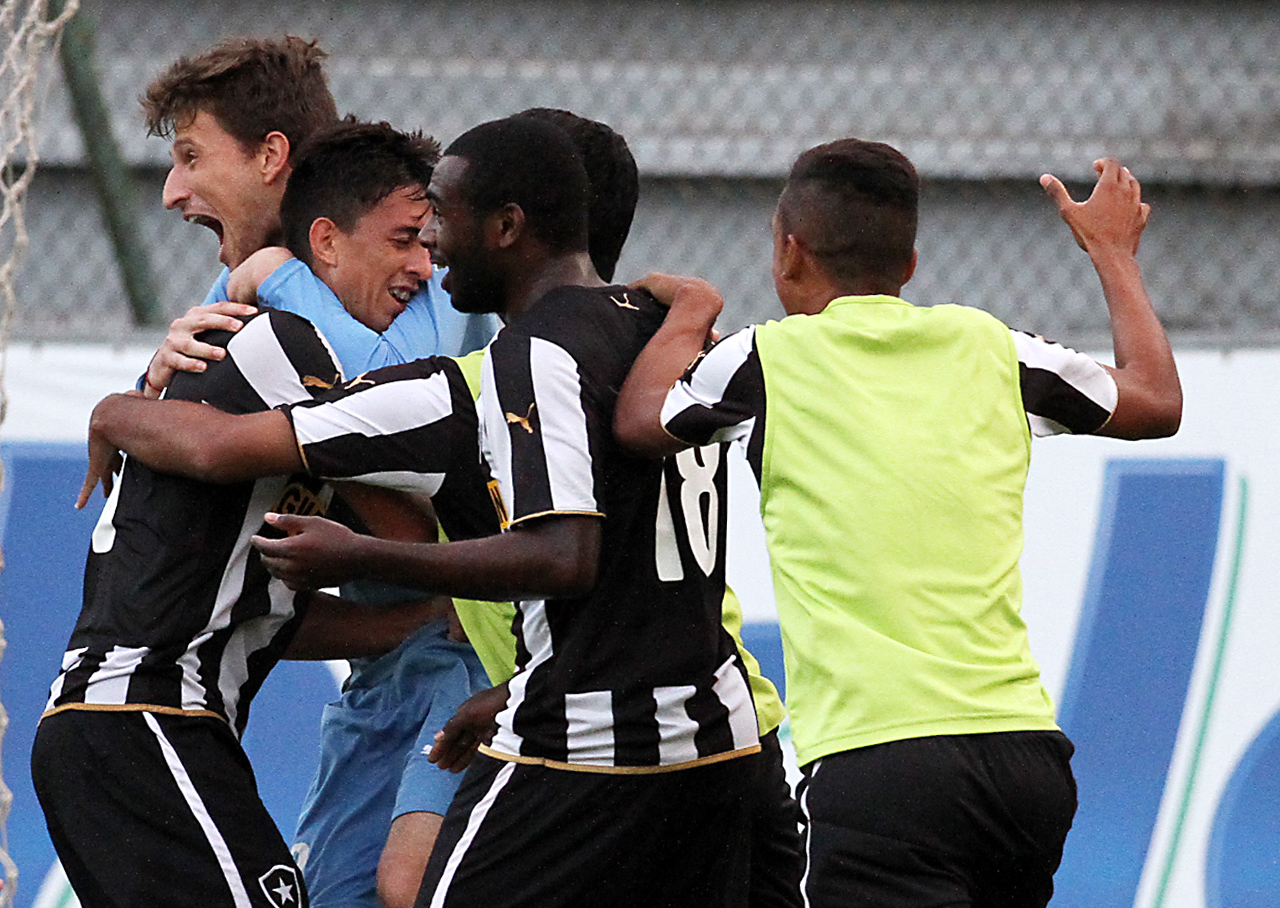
[487,203,525,250]
[776,231,806,281]
[309,218,340,268]
[901,248,918,286]
[258,131,291,185]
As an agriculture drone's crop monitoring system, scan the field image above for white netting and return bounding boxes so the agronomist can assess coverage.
[0,1,79,903]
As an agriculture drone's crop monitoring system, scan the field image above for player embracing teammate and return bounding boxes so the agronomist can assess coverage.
[43,32,1181,908]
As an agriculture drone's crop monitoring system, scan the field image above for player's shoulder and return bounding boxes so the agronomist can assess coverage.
[346,352,467,390]
[507,284,665,364]
[227,308,344,385]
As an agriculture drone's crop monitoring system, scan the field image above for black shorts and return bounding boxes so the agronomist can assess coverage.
[798,731,1077,908]
[32,709,307,908]
[748,730,803,908]
[417,752,756,908]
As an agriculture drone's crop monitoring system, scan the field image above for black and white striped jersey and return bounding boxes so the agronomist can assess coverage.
[282,319,757,770]
[45,310,344,737]
[661,322,1120,476]
[478,285,759,772]
[283,355,501,545]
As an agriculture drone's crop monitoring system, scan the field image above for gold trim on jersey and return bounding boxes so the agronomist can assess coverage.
[488,480,511,530]
[506,509,605,529]
[40,702,228,725]
[477,742,761,774]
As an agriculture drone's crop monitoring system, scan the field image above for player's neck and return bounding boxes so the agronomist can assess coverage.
[505,251,605,320]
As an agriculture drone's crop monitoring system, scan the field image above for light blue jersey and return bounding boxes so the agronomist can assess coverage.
[203,261,497,908]
[203,263,497,374]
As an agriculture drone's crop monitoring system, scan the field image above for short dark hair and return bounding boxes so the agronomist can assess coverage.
[777,139,919,285]
[280,118,441,266]
[141,36,338,161]
[515,108,638,282]
[444,117,590,254]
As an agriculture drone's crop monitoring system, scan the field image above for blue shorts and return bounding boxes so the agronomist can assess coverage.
[292,619,487,908]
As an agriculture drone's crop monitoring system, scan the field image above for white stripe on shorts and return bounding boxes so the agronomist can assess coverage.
[143,712,253,908]
[799,758,822,908]
[430,761,518,908]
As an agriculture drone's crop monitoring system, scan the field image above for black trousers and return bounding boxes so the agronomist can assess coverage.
[798,731,1077,908]
[749,729,804,908]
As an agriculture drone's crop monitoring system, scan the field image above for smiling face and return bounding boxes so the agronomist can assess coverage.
[421,156,506,315]
[162,110,284,269]
[321,186,434,333]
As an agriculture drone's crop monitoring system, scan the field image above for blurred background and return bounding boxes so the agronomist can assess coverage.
[11,0,1280,348]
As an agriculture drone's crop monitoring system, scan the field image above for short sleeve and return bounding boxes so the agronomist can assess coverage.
[182,308,343,414]
[285,358,476,497]
[660,326,764,446]
[1011,329,1119,436]
[478,326,603,526]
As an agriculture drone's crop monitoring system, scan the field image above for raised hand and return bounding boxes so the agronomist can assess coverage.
[1040,157,1150,258]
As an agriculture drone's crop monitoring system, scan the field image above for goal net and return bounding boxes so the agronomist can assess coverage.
[0,0,79,902]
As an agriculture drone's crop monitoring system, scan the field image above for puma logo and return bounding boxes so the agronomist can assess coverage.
[611,294,639,311]
[505,403,536,434]
[343,374,377,390]
[302,374,337,390]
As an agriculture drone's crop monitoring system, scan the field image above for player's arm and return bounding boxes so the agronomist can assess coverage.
[427,681,510,772]
[142,249,293,398]
[614,273,724,457]
[1041,158,1181,439]
[225,246,293,304]
[77,395,301,508]
[286,590,452,660]
[253,511,601,602]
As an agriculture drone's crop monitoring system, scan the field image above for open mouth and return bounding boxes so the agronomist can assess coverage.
[389,287,413,307]
[186,214,225,244]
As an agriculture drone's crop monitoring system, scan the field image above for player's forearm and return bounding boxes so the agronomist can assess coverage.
[1091,248,1182,439]
[226,247,293,304]
[615,307,713,457]
[349,516,601,601]
[285,590,450,660]
[90,395,301,482]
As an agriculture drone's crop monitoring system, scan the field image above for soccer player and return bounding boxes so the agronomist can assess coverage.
[30,120,456,908]
[282,116,763,908]
[26,36,350,908]
[226,120,499,908]
[613,144,1182,908]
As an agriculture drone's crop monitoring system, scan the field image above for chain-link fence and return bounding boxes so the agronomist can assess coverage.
[11,0,1280,346]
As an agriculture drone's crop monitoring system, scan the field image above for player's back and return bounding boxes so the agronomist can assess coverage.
[51,310,342,735]
[752,296,1054,763]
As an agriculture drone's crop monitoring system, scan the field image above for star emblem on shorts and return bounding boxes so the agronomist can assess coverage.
[259,864,301,907]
